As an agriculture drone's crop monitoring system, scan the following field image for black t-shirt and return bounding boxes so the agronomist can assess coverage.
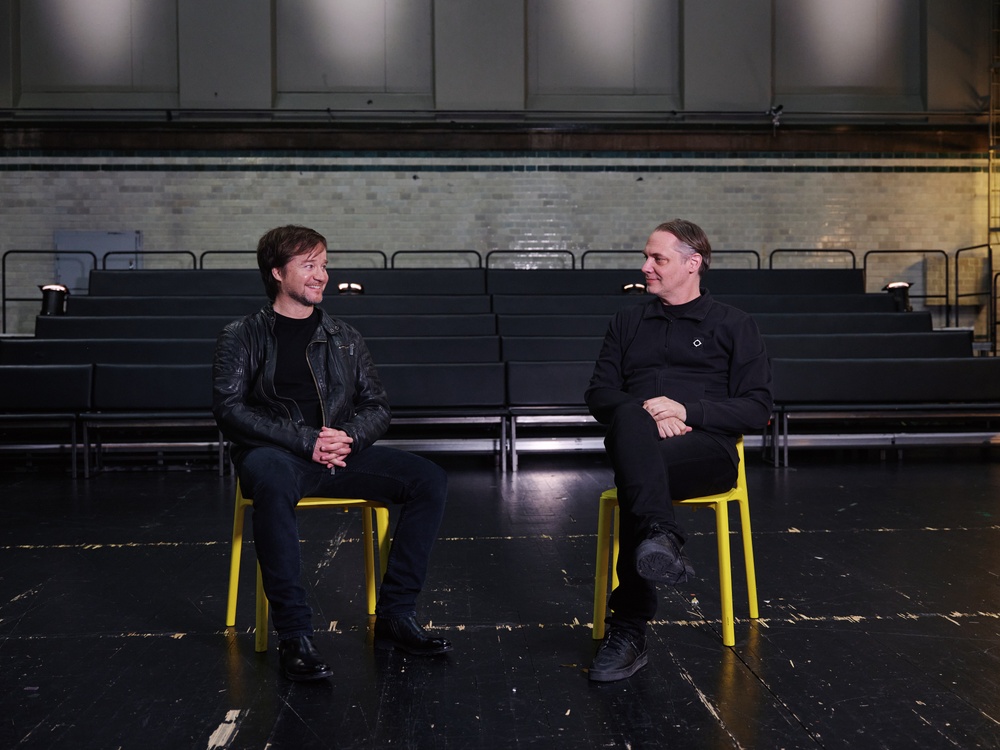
[273,308,323,428]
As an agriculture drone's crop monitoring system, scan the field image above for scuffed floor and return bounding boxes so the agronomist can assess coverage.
[2,446,999,749]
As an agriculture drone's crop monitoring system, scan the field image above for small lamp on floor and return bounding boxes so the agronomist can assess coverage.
[337,282,364,295]
[39,284,69,315]
[882,281,912,312]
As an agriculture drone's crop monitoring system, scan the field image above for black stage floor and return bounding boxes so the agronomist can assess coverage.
[2,446,1000,749]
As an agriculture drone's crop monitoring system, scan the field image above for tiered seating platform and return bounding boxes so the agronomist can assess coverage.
[2,265,999,473]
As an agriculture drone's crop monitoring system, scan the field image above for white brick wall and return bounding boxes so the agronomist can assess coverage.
[0,151,988,334]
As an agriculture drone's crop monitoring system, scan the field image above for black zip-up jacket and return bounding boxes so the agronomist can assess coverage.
[212,305,390,465]
[585,290,772,466]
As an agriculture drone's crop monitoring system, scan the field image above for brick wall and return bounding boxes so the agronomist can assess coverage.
[0,150,987,334]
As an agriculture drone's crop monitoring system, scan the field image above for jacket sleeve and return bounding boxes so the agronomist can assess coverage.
[212,323,319,460]
[585,312,640,424]
[333,334,391,452]
[683,313,773,434]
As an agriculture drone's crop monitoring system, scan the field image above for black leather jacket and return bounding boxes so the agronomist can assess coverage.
[212,305,390,465]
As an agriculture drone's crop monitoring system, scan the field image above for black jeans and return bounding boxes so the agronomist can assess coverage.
[603,402,736,635]
[237,444,448,640]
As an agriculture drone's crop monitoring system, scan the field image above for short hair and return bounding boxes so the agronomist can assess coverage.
[257,225,327,301]
[654,219,712,276]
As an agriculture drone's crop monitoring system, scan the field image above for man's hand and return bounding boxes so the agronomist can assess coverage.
[643,397,692,439]
[311,427,353,468]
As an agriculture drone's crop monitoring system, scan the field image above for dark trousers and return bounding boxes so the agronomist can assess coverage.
[237,445,448,640]
[603,402,736,635]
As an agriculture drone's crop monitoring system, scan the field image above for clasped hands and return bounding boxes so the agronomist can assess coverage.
[642,396,691,439]
[312,426,353,468]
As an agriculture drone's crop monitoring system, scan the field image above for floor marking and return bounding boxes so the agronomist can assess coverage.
[678,666,745,750]
[206,709,243,749]
[4,523,997,552]
[2,610,998,642]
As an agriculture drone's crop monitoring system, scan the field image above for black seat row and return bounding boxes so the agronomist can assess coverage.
[7,352,999,474]
[65,291,896,318]
[768,357,1000,465]
[33,310,935,340]
[2,330,973,367]
[86,267,867,298]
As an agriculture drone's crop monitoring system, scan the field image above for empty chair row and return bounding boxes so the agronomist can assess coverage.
[65,292,897,318]
[4,329,972,367]
[86,267,866,298]
[5,355,1000,474]
[33,311,935,340]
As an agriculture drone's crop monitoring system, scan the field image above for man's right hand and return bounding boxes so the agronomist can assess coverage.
[312,427,353,468]
[653,415,692,439]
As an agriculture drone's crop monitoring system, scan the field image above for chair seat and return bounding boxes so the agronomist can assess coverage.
[225,480,391,652]
[593,437,758,647]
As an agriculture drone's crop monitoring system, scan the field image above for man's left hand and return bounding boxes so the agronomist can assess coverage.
[642,396,687,423]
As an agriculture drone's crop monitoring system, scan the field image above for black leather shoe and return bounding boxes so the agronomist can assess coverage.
[278,636,334,682]
[589,628,648,682]
[374,614,452,656]
[635,525,695,584]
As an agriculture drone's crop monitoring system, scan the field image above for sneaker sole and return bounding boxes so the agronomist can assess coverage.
[588,651,649,682]
[635,540,694,583]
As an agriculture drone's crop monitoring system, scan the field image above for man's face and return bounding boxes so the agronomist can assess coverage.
[641,231,701,304]
[273,243,328,310]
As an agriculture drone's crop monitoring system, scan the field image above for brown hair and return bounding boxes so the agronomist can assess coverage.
[256,225,327,301]
[654,219,711,276]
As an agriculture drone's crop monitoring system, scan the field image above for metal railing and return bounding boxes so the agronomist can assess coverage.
[769,248,857,269]
[104,250,196,269]
[484,250,575,269]
[579,249,761,269]
[391,250,481,268]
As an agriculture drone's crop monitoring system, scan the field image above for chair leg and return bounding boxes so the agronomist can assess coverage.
[713,500,736,647]
[362,508,377,615]
[374,507,390,579]
[236,501,390,651]
[738,497,759,619]
[255,563,269,653]
[592,496,615,640]
[225,501,247,627]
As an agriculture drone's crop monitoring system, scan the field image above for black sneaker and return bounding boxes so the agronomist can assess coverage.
[589,628,648,682]
[635,526,695,584]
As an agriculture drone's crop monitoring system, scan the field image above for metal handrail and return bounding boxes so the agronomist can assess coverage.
[580,249,762,269]
[954,243,993,338]
[1,249,97,334]
[579,250,637,269]
[103,250,196,269]
[862,249,950,325]
[708,249,762,269]
[390,250,482,268]
[484,250,576,269]
[769,248,857,269]
[199,250,255,268]
[994,271,1000,355]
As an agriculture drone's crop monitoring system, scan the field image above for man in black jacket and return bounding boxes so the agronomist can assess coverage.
[213,225,451,682]
[585,219,772,682]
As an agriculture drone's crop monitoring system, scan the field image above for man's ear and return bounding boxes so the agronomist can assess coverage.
[272,266,283,283]
[688,253,703,274]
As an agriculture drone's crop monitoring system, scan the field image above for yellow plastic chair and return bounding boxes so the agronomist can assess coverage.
[225,480,391,652]
[593,437,758,647]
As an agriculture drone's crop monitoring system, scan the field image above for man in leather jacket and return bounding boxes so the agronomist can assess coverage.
[213,225,451,682]
[585,219,772,682]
